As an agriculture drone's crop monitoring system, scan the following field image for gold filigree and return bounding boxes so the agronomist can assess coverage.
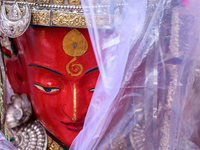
[69,0,81,5]
[53,0,64,4]
[5,6,112,28]
[40,0,50,3]
[66,57,83,76]
[0,82,10,140]
[47,135,53,148]
[31,10,50,25]
[73,83,77,121]
[52,12,87,27]
[47,135,64,150]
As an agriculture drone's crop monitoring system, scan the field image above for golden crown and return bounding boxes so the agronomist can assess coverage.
[2,0,119,28]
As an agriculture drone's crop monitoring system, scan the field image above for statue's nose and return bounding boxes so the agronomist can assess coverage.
[62,83,89,122]
[62,104,75,122]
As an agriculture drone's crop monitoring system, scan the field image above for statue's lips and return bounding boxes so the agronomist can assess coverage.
[61,121,84,131]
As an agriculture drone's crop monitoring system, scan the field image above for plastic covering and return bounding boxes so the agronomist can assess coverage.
[70,0,200,149]
[0,131,16,150]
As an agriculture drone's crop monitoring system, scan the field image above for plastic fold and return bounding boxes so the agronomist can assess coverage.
[70,0,200,149]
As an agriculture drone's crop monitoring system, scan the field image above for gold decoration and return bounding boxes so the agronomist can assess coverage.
[5,6,113,28]
[6,6,49,26]
[66,57,83,76]
[31,10,50,25]
[18,0,41,1]
[0,84,4,125]
[40,0,50,3]
[52,12,87,27]
[63,29,87,76]
[47,135,64,150]
[53,0,64,4]
[5,7,11,13]
[73,83,77,121]
[0,79,9,140]
[69,0,81,5]
[63,29,88,57]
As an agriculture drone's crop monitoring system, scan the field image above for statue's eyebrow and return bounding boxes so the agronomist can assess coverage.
[85,67,98,74]
[28,64,62,75]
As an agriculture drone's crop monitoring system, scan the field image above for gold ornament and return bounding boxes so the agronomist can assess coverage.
[47,135,64,150]
[63,29,88,57]
[69,0,81,5]
[63,29,88,77]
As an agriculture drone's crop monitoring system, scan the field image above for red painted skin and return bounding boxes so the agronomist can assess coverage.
[6,26,99,146]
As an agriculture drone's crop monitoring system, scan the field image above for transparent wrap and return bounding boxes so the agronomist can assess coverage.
[0,130,16,150]
[70,0,200,150]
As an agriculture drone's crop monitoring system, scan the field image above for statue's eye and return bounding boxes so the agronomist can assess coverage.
[89,87,95,92]
[34,84,60,93]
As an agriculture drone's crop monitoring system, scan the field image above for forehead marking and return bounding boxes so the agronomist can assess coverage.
[63,29,88,57]
[66,57,83,77]
[63,29,88,77]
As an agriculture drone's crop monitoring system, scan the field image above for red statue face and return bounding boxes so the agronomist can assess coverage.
[6,27,99,146]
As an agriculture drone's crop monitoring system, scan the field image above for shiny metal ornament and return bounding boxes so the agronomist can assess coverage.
[6,94,32,129]
[0,2,31,38]
[11,120,47,150]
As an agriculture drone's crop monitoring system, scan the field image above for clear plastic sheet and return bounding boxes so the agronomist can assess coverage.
[70,0,200,149]
[0,131,16,150]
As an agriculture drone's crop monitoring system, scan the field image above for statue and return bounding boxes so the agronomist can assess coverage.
[0,0,200,150]
[0,0,99,149]
[6,26,99,149]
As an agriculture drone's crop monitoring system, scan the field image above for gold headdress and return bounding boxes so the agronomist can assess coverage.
[2,0,116,29]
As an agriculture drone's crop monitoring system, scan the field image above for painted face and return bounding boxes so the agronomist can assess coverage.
[6,27,99,146]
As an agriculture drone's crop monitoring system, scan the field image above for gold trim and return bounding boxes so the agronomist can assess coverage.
[40,0,50,3]
[52,12,87,27]
[73,83,77,121]
[31,10,50,25]
[53,0,64,4]
[69,0,81,5]
[5,6,113,28]
[47,135,64,150]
